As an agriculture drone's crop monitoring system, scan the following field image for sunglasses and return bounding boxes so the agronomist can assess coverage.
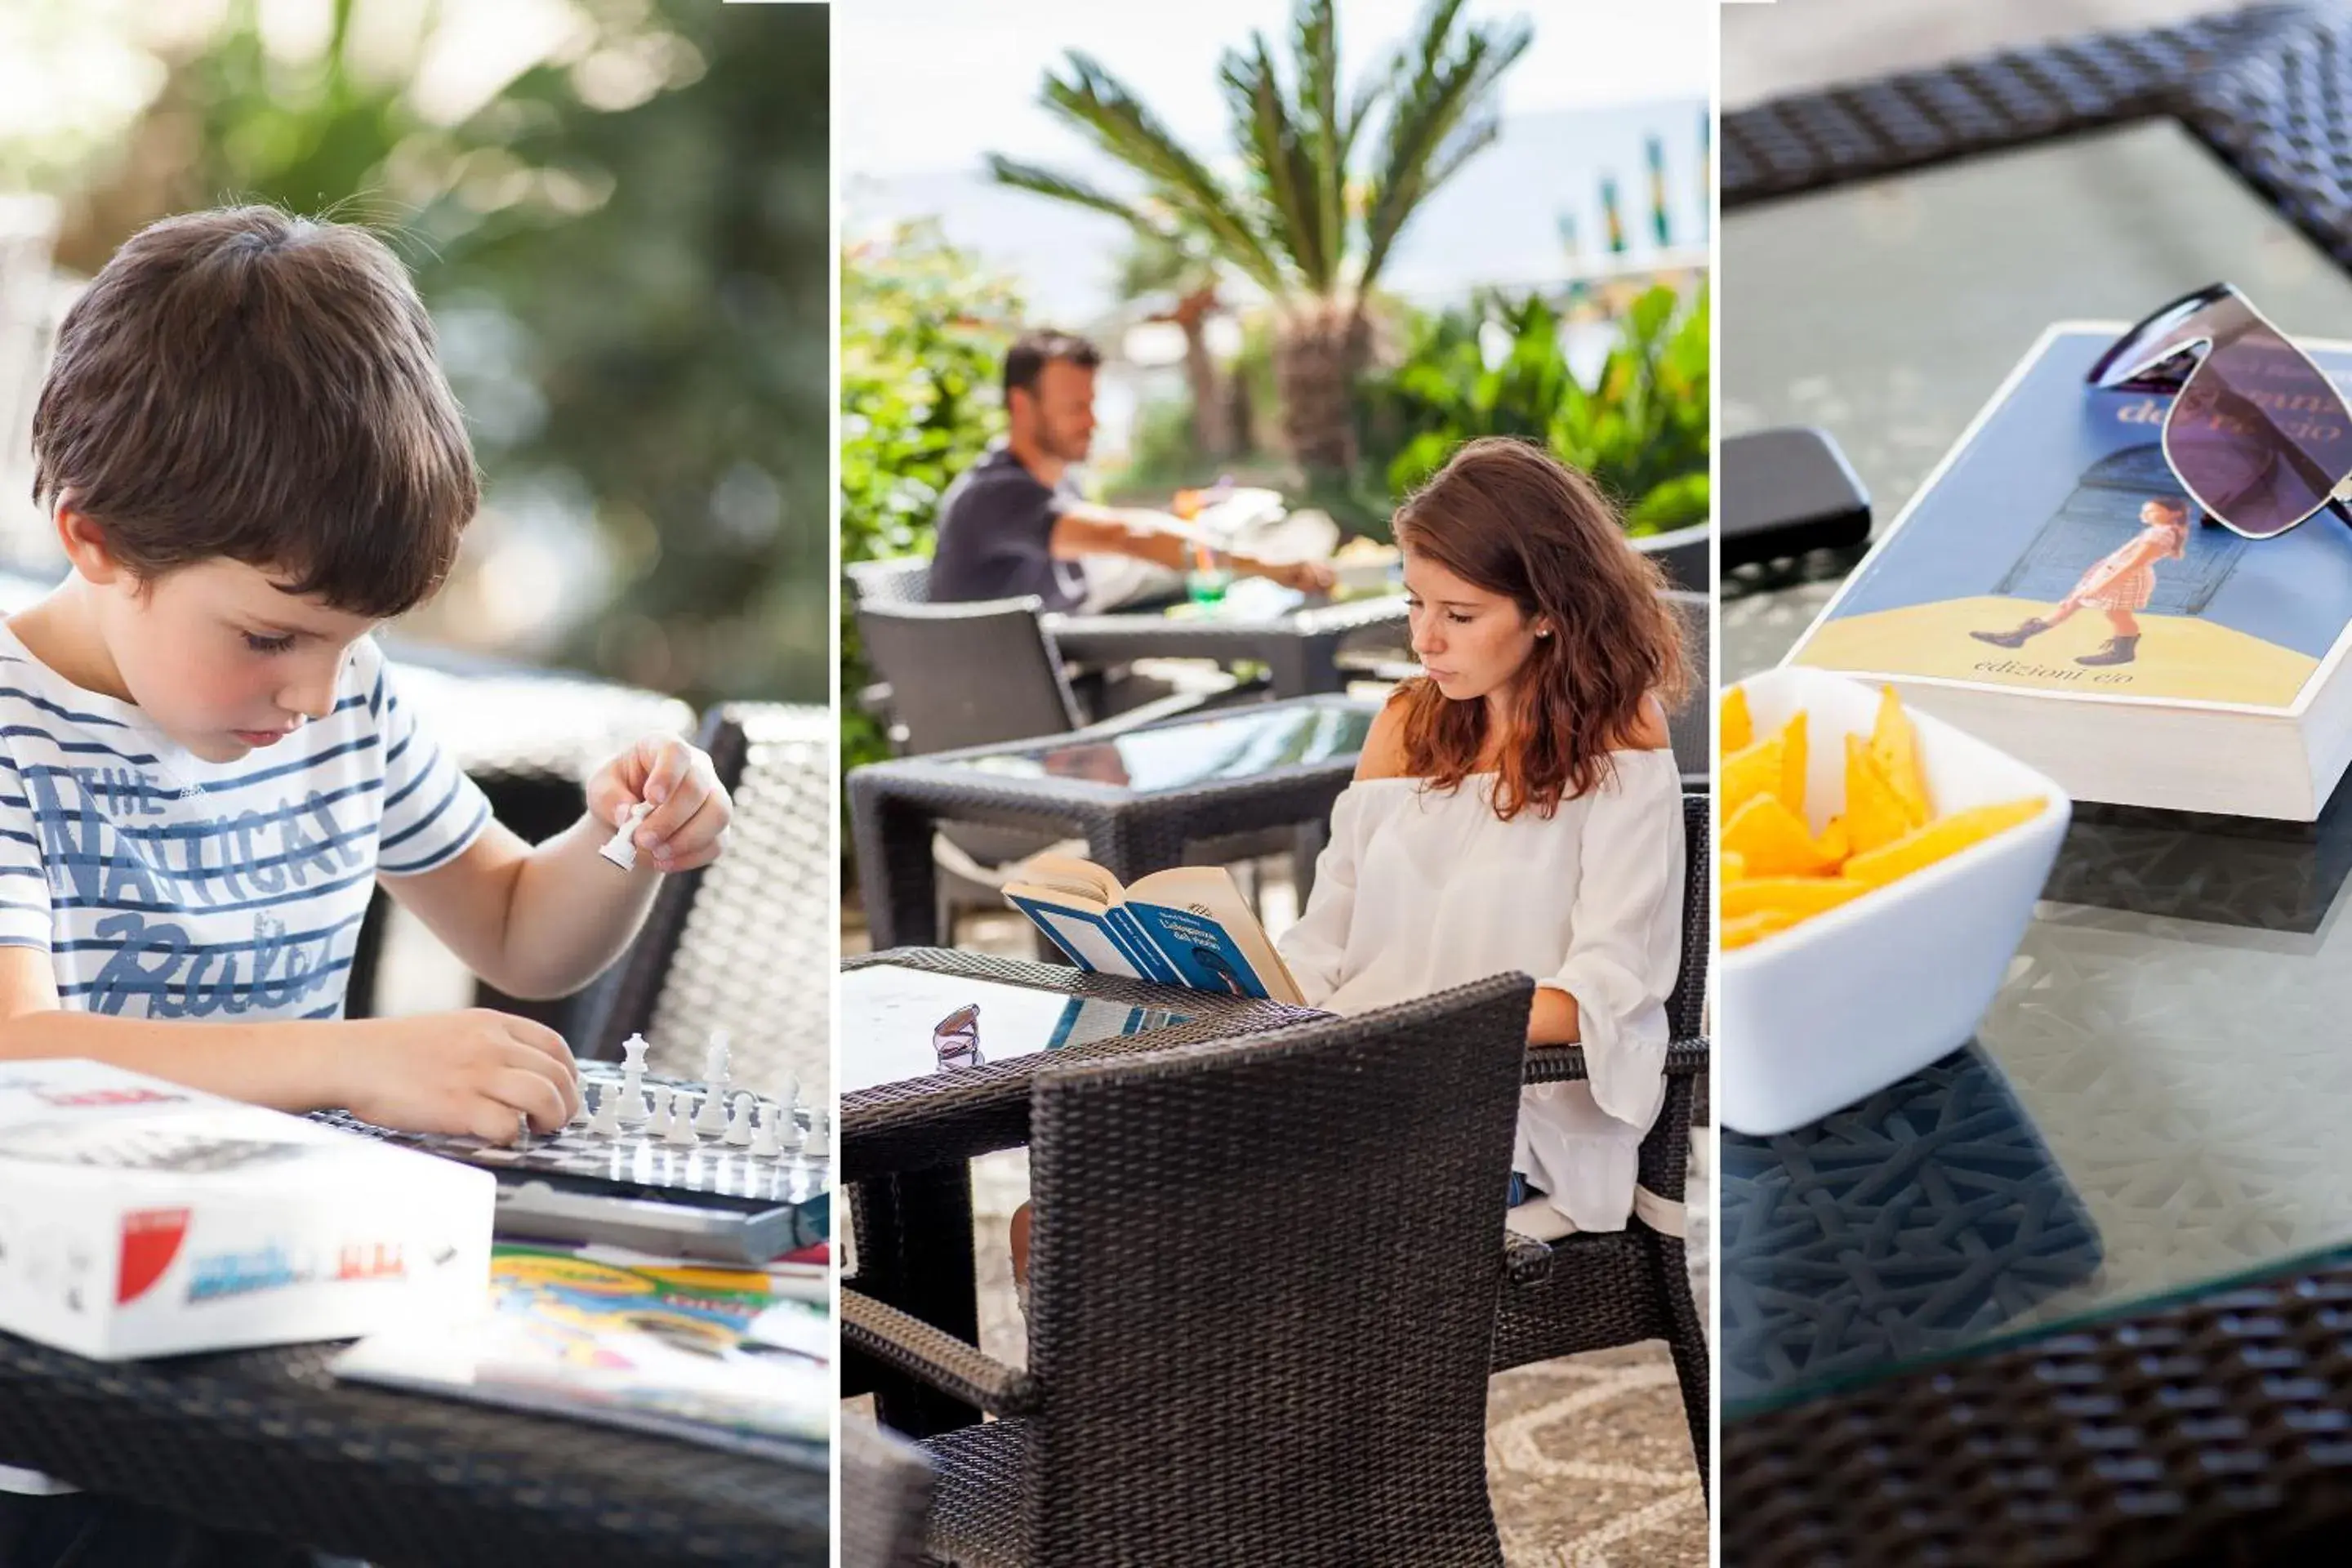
[933,1003,982,1069]
[2088,283,2352,540]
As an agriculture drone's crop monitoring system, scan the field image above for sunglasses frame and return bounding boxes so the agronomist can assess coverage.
[2087,281,2352,541]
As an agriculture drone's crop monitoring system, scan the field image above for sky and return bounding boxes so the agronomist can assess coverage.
[839,0,1713,325]
[835,0,1715,180]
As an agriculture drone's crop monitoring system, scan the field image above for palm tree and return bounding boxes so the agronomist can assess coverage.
[988,0,1531,486]
[1113,227,1236,462]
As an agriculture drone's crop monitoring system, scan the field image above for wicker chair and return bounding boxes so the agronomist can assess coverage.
[577,702,835,1103]
[844,974,1536,1568]
[1490,790,1712,1490]
[849,555,934,607]
[1664,589,1711,788]
[842,1418,935,1568]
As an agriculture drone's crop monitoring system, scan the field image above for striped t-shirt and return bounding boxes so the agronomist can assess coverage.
[0,626,491,1021]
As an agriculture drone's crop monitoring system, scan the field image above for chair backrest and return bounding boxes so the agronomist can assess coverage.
[583,702,835,1104]
[854,596,1081,755]
[1634,522,1712,595]
[840,1418,933,1568]
[1668,791,1708,1042]
[1022,974,1532,1564]
[846,556,932,607]
[1662,588,1710,785]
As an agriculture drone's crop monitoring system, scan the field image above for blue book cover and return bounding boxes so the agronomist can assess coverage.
[1788,323,2352,714]
[1003,893,1178,983]
[1121,901,1279,1000]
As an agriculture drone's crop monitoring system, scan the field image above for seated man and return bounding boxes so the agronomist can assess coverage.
[929,329,1334,614]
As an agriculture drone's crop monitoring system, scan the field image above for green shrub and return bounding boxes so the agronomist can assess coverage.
[1354,283,1710,539]
[838,222,1026,781]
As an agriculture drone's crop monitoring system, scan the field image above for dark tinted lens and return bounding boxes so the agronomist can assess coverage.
[2167,319,2352,537]
[2090,284,2233,391]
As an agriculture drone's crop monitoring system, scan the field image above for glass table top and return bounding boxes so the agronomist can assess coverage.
[837,963,1193,1095]
[951,696,1375,793]
[1723,120,2352,1414]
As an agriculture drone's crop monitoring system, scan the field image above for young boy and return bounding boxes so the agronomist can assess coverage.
[0,202,740,1554]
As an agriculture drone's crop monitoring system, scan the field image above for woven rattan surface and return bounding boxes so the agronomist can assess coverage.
[0,1330,825,1566]
[841,1418,933,1568]
[1723,7,2352,1562]
[848,694,1376,951]
[856,975,1535,1566]
[841,948,1320,1436]
[587,702,836,1104]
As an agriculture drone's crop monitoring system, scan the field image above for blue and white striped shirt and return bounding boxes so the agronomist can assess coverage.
[0,627,490,1020]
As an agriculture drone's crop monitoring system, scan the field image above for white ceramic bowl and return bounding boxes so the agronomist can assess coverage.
[1719,666,2073,1136]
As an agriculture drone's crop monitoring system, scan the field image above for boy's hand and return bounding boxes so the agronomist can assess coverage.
[341,1009,582,1141]
[587,735,733,873]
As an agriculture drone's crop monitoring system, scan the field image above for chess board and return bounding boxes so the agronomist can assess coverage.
[311,1061,830,1264]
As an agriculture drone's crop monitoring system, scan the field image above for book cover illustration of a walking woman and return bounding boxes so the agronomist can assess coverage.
[1788,325,2352,710]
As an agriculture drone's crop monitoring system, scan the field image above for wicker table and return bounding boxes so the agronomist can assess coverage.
[839,947,1323,1437]
[846,693,1378,952]
[1043,591,1409,701]
[0,1330,826,1567]
[1723,7,2352,1561]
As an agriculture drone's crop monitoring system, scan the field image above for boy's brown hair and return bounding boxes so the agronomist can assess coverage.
[29,206,476,617]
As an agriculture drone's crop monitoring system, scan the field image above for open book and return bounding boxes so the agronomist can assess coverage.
[1003,853,1305,1004]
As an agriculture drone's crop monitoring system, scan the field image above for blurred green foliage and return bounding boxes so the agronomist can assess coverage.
[16,0,830,707]
[1354,283,1710,540]
[838,221,1023,777]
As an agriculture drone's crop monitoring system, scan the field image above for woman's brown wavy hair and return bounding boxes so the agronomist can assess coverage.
[1392,436,1690,821]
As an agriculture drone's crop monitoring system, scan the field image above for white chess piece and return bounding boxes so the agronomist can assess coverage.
[802,1109,830,1160]
[587,1083,623,1136]
[724,1091,757,1147]
[664,1087,700,1146]
[644,1086,673,1138]
[599,801,653,871]
[702,1031,733,1094]
[694,1048,733,1136]
[750,1100,786,1158]
[617,1035,652,1127]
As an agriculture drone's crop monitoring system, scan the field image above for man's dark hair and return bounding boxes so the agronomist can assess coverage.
[1003,328,1101,405]
[30,205,478,618]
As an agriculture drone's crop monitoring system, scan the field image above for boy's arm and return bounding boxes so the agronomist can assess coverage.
[382,735,730,1002]
[381,817,662,1001]
[0,947,579,1136]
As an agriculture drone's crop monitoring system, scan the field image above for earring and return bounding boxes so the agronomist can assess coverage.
[1536,629,1552,639]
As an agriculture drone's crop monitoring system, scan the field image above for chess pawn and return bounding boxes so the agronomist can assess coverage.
[693,1073,732,1136]
[587,1083,624,1137]
[599,801,653,871]
[749,1100,786,1159]
[802,1109,831,1160]
[724,1091,758,1147]
[644,1087,674,1139]
[664,1087,701,1146]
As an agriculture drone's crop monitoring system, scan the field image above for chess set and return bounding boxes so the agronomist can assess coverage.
[313,1031,831,1265]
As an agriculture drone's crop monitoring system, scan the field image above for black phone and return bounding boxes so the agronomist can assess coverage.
[1721,426,1871,568]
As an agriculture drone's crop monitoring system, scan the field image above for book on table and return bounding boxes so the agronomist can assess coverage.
[1002,853,1306,1004]
[331,1244,829,1459]
[1784,322,2352,820]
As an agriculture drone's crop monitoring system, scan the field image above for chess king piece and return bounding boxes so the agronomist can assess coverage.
[695,1032,734,1134]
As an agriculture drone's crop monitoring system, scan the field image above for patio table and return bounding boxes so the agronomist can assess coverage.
[1722,8,2352,1561]
[847,693,1378,952]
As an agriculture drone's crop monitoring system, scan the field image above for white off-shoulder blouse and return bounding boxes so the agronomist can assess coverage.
[1275,746,1685,1232]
